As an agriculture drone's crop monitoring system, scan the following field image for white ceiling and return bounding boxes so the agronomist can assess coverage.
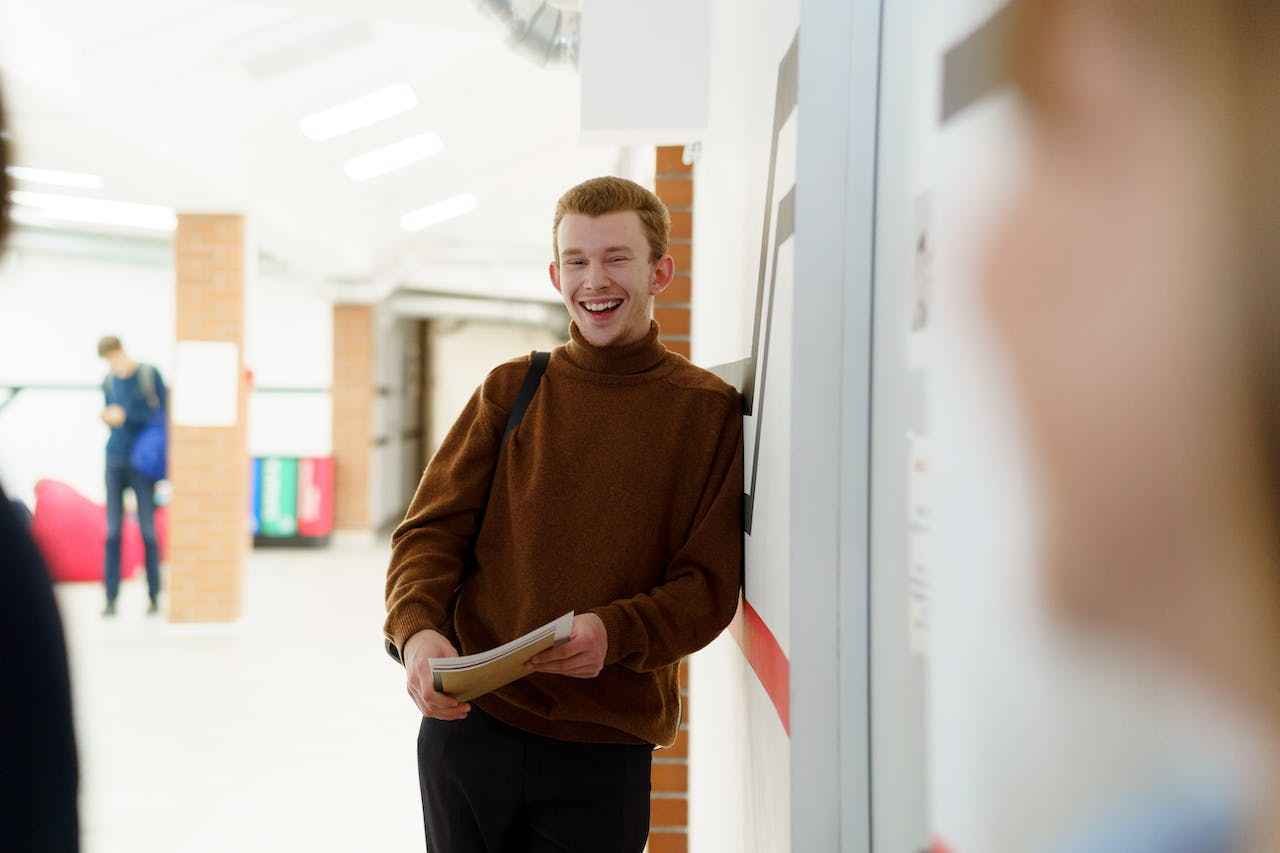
[0,0,632,299]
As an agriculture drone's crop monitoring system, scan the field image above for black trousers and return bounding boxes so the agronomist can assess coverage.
[417,709,652,853]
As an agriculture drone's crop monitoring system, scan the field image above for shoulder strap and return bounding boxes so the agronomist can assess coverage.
[137,364,159,410]
[387,352,551,665]
[502,351,550,440]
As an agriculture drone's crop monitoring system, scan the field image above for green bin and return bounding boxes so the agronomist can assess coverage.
[258,457,298,538]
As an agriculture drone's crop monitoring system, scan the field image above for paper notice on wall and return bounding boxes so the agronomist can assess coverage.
[909,191,936,370]
[173,341,239,427]
[909,433,934,529]
[908,432,933,658]
[909,530,932,657]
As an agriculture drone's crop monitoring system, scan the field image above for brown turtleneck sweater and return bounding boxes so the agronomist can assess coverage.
[384,321,743,746]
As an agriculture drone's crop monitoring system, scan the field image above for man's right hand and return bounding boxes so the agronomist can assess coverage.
[403,629,471,721]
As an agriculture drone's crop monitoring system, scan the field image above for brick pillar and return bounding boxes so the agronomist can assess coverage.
[655,146,693,359]
[649,659,691,852]
[169,214,250,623]
[650,145,696,851]
[332,304,375,531]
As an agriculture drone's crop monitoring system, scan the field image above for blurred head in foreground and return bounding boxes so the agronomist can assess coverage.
[985,0,1279,721]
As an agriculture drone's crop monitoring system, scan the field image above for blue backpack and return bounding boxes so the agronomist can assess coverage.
[104,365,167,482]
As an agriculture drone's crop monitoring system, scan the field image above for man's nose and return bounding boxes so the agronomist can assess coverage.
[584,263,609,291]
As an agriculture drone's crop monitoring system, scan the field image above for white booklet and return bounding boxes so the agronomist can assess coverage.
[430,611,574,703]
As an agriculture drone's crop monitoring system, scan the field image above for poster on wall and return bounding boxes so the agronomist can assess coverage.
[172,340,239,427]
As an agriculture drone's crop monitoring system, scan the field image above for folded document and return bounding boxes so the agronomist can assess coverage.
[430,611,574,703]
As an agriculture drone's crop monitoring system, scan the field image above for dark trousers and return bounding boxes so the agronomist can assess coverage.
[417,709,652,853]
[104,456,160,604]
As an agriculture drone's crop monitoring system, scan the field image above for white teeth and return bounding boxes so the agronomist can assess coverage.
[583,300,622,313]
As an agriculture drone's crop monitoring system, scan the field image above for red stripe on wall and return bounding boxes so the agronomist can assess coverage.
[728,596,790,734]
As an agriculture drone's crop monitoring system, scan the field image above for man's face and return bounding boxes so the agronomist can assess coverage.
[982,7,1252,665]
[102,350,130,377]
[550,210,673,348]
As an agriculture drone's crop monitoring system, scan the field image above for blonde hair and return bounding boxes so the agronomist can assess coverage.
[552,176,671,263]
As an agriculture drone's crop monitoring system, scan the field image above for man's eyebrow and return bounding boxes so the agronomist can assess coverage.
[560,246,636,257]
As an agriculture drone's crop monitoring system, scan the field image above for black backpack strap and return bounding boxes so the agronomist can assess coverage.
[137,364,160,410]
[503,351,550,440]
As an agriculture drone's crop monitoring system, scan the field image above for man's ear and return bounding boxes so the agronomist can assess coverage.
[649,255,676,296]
[549,261,562,294]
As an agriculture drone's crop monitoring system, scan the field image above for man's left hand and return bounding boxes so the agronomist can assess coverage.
[528,613,608,678]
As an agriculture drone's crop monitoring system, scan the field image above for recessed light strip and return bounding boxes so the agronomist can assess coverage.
[300,83,417,142]
[9,190,177,232]
[344,131,443,181]
[7,166,105,190]
[400,193,478,232]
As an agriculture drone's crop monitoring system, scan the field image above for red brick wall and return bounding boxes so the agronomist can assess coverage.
[656,146,693,360]
[332,304,375,531]
[168,214,249,623]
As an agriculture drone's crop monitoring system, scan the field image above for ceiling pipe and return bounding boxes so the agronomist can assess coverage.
[473,0,580,68]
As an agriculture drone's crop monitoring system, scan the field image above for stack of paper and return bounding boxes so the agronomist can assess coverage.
[431,612,575,702]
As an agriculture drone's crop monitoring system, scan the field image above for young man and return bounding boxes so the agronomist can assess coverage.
[385,176,744,852]
[98,336,167,616]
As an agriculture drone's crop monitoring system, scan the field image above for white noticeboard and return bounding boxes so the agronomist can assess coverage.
[173,341,239,428]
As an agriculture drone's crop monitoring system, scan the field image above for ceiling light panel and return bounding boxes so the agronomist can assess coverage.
[6,166,105,190]
[10,191,177,232]
[344,132,444,182]
[401,194,478,232]
[299,83,417,142]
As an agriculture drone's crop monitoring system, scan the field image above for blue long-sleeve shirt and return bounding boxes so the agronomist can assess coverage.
[103,366,167,461]
[1055,784,1242,853]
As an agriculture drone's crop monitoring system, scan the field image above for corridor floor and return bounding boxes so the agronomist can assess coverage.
[56,540,424,853]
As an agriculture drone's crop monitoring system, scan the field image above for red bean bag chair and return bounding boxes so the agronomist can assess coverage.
[31,479,168,584]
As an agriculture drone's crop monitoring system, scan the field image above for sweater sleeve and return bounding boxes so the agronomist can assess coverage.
[588,397,745,672]
[383,375,509,663]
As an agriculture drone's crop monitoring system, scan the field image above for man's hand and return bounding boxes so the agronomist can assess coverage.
[528,613,608,678]
[101,405,125,428]
[403,629,471,721]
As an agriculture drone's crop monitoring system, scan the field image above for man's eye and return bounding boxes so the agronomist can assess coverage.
[607,257,628,264]
[568,259,587,266]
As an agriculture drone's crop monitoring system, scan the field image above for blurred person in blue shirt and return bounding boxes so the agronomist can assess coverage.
[985,2,1280,851]
[98,335,167,616]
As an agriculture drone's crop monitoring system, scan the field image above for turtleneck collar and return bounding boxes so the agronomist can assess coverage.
[563,320,669,376]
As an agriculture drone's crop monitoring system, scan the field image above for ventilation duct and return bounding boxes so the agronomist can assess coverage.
[474,0,580,68]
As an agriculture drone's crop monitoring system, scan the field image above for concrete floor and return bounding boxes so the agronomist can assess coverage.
[56,541,425,853]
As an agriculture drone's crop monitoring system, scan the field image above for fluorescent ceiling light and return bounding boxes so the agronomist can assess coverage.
[344,132,444,181]
[401,193,478,232]
[300,83,417,141]
[7,166,104,190]
[9,190,177,232]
